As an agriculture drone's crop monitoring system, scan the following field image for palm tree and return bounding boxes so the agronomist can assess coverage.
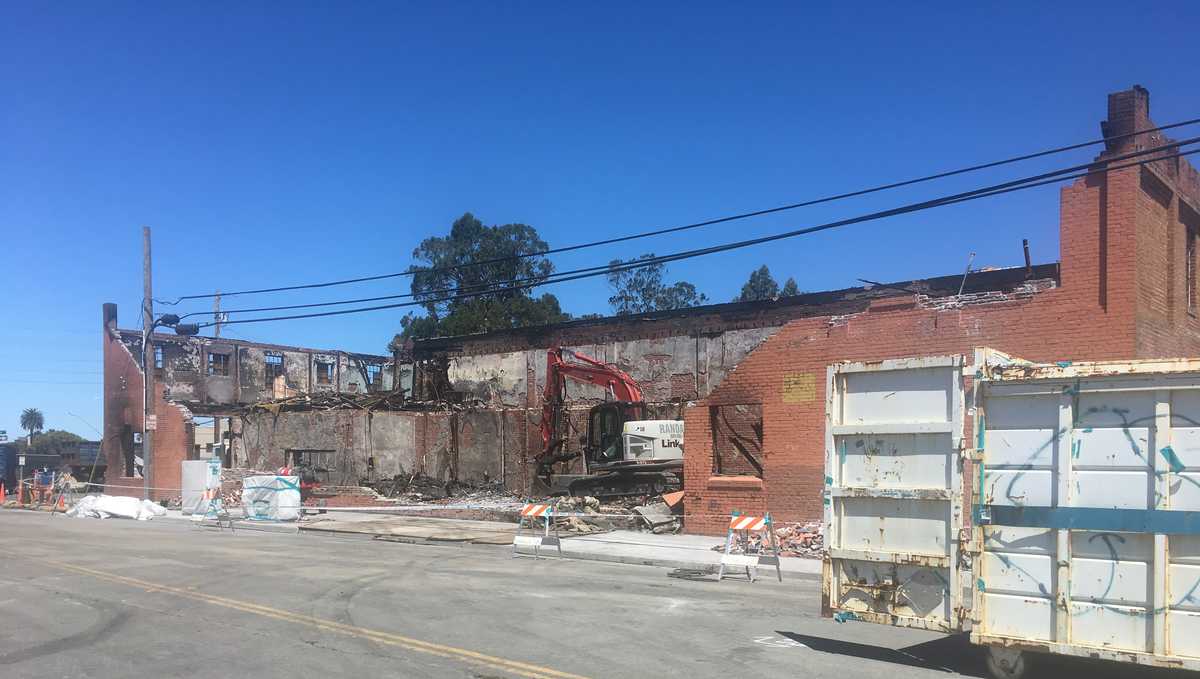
[20,408,44,439]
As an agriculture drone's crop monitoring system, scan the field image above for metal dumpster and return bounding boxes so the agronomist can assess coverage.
[822,349,1200,678]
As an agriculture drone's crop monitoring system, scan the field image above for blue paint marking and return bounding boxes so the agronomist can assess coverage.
[1161,446,1187,474]
[1056,360,1073,368]
[982,505,1200,534]
[976,412,985,450]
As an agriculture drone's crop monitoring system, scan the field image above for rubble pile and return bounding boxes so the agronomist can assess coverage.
[712,521,823,559]
[368,473,520,505]
[551,495,624,533]
[550,494,684,534]
[774,522,823,557]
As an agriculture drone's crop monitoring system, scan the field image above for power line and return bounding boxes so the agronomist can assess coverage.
[190,133,1197,320]
[199,143,1198,329]
[163,117,1200,305]
[189,136,1198,319]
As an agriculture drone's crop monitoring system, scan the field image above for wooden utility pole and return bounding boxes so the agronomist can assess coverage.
[213,290,222,338]
[142,226,155,500]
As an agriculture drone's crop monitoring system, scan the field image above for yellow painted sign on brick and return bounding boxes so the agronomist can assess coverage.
[782,372,816,403]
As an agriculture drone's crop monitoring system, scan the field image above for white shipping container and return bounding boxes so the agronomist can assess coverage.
[823,349,1200,678]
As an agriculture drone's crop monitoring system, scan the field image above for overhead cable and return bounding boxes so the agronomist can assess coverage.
[197,143,1198,328]
[162,117,1200,304]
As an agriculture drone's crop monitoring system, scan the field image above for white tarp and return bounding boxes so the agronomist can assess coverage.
[66,494,168,521]
[241,475,301,521]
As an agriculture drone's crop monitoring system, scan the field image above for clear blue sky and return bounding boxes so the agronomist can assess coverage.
[3,2,1199,440]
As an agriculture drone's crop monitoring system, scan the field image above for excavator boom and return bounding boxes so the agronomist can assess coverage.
[536,346,682,498]
[540,347,641,454]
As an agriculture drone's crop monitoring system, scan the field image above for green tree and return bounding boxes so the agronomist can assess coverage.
[20,407,44,438]
[15,429,84,456]
[781,277,800,296]
[399,213,571,339]
[606,254,708,315]
[736,265,780,302]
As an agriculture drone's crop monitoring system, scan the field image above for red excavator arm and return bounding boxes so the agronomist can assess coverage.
[538,347,643,471]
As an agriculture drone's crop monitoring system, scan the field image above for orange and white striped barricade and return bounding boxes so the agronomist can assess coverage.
[512,503,561,559]
[718,511,782,582]
[192,487,234,531]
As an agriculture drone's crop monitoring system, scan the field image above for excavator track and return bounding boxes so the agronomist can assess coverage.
[565,471,681,499]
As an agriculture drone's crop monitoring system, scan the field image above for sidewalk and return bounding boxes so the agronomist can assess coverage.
[295,511,822,578]
[532,530,821,578]
[160,507,301,534]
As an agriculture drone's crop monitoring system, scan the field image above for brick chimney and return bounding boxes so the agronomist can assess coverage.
[1100,85,1152,155]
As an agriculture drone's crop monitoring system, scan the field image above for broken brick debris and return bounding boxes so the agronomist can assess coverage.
[712,521,823,559]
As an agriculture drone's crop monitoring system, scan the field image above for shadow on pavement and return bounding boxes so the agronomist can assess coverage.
[779,630,1197,678]
[776,631,985,676]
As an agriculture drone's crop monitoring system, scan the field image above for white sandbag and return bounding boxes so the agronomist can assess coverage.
[67,494,167,521]
[241,475,301,521]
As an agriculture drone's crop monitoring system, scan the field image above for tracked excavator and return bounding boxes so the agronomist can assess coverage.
[536,347,684,498]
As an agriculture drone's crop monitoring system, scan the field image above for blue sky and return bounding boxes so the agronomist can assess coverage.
[3,2,1199,439]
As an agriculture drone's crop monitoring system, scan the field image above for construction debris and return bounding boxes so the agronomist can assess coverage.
[368,473,517,504]
[242,389,411,415]
[632,501,680,534]
[713,521,822,558]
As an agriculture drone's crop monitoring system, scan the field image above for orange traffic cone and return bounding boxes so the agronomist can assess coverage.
[56,494,66,512]
[0,483,6,504]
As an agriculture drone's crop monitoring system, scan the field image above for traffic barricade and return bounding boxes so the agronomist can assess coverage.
[511,503,562,559]
[718,511,783,582]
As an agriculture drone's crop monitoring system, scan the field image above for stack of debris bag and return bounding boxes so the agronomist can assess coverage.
[241,474,301,521]
[221,467,273,507]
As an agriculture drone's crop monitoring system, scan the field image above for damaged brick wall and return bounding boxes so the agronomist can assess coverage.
[113,324,393,409]
[238,408,517,488]
[682,87,1200,535]
[101,303,193,501]
[102,303,395,496]
[410,331,779,409]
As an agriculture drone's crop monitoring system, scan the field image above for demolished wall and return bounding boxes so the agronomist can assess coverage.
[239,408,520,489]
[116,329,394,409]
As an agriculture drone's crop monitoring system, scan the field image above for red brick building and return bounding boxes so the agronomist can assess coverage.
[682,86,1200,534]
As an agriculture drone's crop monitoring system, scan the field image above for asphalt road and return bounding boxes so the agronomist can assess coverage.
[0,511,1187,679]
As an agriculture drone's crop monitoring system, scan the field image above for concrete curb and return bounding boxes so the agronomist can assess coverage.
[515,544,822,580]
[232,520,300,533]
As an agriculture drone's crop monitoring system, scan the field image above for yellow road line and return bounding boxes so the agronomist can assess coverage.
[40,559,591,679]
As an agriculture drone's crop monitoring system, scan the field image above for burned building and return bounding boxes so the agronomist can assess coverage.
[104,87,1200,529]
[101,303,393,498]
[394,86,1200,532]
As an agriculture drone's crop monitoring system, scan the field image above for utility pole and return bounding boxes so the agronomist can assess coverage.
[213,290,222,338]
[142,226,155,501]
